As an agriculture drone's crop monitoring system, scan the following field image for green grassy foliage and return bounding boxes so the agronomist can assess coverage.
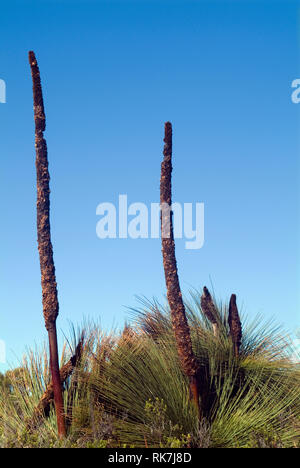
[0,292,299,448]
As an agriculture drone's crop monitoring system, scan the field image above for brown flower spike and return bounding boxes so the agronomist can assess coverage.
[160,122,200,415]
[228,294,242,357]
[29,51,66,437]
[201,286,219,336]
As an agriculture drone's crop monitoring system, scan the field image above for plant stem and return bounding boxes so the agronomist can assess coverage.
[28,51,66,438]
[160,121,200,417]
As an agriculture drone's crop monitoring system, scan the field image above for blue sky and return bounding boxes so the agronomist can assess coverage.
[0,0,299,371]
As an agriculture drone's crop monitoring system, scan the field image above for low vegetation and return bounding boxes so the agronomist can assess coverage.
[0,293,299,448]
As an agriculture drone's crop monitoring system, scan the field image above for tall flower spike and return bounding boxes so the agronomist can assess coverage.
[160,121,200,415]
[29,51,66,438]
[228,294,242,357]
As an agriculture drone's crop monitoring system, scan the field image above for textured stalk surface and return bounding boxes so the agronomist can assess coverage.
[29,51,66,438]
[160,122,199,380]
[228,294,242,357]
[201,286,219,336]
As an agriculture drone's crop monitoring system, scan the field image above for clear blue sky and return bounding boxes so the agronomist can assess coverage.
[0,0,299,371]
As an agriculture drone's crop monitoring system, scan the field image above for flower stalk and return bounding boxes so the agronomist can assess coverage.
[28,51,66,438]
[228,294,242,357]
[160,121,200,416]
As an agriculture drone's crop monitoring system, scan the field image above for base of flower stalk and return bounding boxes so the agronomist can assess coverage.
[48,325,66,438]
[189,375,201,419]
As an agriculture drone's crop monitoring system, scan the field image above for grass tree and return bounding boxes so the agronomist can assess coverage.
[160,121,200,416]
[0,298,299,447]
[28,51,66,438]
